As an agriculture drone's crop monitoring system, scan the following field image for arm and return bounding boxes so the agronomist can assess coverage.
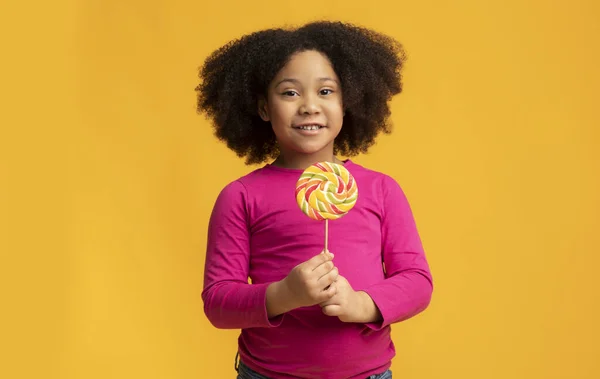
[201,180,284,329]
[355,290,383,323]
[361,175,434,330]
[265,280,298,318]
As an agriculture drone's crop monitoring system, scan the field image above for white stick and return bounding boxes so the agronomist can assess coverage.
[324,219,329,253]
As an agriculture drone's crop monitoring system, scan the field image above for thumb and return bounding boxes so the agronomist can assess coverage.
[322,304,342,317]
[321,249,334,258]
[308,251,333,269]
[337,275,352,288]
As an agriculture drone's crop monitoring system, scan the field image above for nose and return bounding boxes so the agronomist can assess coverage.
[298,94,320,115]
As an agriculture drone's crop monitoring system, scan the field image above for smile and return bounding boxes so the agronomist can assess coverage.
[293,124,325,131]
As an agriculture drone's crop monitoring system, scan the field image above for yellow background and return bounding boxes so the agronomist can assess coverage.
[1,0,599,378]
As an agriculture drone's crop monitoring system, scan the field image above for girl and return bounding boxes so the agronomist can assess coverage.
[197,21,433,379]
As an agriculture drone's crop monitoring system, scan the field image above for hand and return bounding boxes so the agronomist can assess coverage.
[319,275,382,323]
[282,251,339,308]
[267,251,338,317]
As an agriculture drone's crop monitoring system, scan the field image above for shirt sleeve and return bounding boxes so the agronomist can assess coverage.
[362,175,433,330]
[201,180,283,329]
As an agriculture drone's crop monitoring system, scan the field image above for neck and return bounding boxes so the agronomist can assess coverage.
[272,149,343,170]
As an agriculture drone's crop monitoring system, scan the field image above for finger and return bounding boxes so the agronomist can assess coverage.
[313,260,336,280]
[297,253,332,277]
[319,294,338,307]
[307,251,334,270]
[316,262,337,282]
[318,280,337,302]
[317,266,338,286]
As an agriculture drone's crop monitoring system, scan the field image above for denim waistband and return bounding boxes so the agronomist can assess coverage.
[235,352,392,379]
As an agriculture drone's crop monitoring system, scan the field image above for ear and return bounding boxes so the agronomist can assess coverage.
[257,97,270,122]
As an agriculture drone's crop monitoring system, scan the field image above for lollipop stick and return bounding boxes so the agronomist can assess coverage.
[323,219,331,290]
[324,219,329,253]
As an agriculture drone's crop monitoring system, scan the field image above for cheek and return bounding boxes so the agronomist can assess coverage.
[270,103,295,123]
[266,108,287,133]
[327,104,345,122]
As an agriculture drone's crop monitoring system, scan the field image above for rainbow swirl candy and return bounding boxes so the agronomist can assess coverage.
[295,162,358,221]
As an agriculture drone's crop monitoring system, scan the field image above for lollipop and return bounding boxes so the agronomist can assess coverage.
[295,162,358,252]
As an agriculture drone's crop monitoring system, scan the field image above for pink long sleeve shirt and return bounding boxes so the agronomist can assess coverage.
[202,160,433,379]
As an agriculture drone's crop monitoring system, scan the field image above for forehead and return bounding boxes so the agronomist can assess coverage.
[274,50,339,81]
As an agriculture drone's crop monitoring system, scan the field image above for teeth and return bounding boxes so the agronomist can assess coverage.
[297,125,321,130]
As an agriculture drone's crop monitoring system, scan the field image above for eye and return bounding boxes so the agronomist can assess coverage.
[320,89,334,95]
[282,90,299,97]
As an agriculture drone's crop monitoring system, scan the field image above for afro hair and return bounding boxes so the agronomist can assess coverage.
[196,21,407,165]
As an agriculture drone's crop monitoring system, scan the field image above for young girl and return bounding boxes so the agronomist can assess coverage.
[197,21,433,379]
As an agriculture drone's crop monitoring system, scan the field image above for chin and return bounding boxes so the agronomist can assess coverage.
[292,145,330,155]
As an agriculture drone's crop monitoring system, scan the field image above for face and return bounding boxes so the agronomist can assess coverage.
[259,50,344,160]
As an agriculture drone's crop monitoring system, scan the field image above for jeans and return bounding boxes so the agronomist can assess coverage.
[235,354,392,379]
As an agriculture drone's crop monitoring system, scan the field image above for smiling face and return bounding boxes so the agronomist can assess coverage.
[259,50,344,167]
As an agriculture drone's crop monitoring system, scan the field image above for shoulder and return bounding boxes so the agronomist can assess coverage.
[211,165,295,222]
[346,160,403,193]
[213,165,278,203]
[210,169,265,221]
[346,161,411,219]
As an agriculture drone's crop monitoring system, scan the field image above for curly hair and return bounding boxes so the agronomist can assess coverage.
[196,21,407,165]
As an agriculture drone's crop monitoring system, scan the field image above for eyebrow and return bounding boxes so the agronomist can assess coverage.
[275,77,339,87]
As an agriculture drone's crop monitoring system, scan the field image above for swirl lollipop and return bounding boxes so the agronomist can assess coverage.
[295,162,358,252]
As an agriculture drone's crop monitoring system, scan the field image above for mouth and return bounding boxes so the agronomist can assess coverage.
[293,124,326,131]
